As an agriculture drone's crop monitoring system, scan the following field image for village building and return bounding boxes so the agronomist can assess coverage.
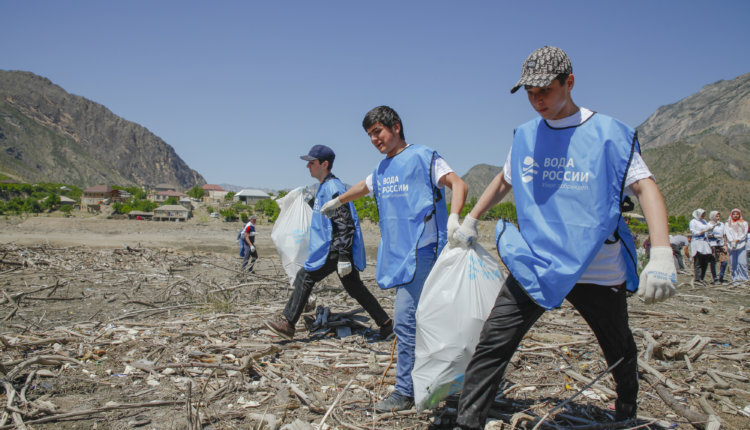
[151,190,188,203]
[201,184,228,203]
[234,189,271,205]
[153,184,178,193]
[153,204,191,222]
[81,185,117,212]
[127,210,154,220]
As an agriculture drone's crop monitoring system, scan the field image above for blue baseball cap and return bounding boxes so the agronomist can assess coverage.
[300,145,335,162]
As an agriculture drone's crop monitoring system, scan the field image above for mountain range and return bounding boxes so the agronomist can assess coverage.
[0,70,204,189]
[1,69,748,216]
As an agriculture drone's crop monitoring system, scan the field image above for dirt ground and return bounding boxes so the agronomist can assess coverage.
[0,213,749,429]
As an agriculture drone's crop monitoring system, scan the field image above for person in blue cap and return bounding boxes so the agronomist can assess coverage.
[264,145,392,342]
[450,46,676,428]
[320,106,468,413]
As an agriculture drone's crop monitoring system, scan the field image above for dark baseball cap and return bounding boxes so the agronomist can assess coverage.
[300,145,335,162]
[510,46,573,94]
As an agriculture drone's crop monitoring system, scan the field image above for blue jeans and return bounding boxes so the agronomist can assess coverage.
[393,245,437,397]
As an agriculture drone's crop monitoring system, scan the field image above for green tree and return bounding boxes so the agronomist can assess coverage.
[60,204,73,216]
[225,191,236,201]
[187,186,205,200]
[42,193,60,211]
[255,198,280,222]
[353,196,379,222]
[162,197,179,205]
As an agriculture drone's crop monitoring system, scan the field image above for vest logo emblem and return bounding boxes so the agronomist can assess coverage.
[521,156,539,183]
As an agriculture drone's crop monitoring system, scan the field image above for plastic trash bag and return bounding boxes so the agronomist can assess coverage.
[271,187,313,286]
[413,242,505,411]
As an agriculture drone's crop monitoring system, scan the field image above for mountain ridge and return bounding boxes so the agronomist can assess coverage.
[0,70,205,189]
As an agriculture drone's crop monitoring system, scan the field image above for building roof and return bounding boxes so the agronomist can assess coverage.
[154,183,178,190]
[83,185,113,193]
[235,189,271,198]
[202,184,225,191]
[156,190,188,197]
[154,205,189,212]
[59,196,76,203]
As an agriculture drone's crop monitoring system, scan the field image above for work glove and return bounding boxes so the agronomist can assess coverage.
[321,197,343,218]
[250,245,256,253]
[637,246,677,304]
[452,215,479,247]
[447,213,461,248]
[337,256,352,277]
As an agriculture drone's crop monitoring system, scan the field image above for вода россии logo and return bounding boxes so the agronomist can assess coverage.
[521,156,540,183]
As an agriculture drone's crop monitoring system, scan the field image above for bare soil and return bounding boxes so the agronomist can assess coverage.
[0,214,748,429]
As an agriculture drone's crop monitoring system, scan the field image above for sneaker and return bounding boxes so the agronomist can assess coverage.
[264,315,295,340]
[379,319,394,340]
[614,400,637,421]
[375,391,414,413]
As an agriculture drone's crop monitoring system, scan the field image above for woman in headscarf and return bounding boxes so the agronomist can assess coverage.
[708,210,728,284]
[725,208,748,284]
[689,209,714,284]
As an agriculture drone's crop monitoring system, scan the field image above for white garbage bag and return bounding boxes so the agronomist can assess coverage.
[271,187,313,286]
[413,242,505,411]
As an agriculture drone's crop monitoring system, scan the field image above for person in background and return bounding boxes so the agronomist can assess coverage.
[241,215,258,272]
[689,209,714,285]
[320,105,468,413]
[264,145,392,341]
[450,46,675,428]
[707,210,728,284]
[725,208,748,284]
[669,233,689,273]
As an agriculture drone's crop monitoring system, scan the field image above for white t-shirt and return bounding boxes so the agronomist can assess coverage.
[366,145,453,247]
[503,108,653,286]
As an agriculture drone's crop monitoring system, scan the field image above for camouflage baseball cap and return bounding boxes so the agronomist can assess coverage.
[510,46,572,94]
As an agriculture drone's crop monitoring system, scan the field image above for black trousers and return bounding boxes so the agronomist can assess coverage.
[456,276,638,429]
[282,254,390,327]
[693,253,712,281]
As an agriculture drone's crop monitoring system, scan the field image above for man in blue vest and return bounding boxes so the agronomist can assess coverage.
[450,46,677,428]
[320,106,468,413]
[264,145,392,342]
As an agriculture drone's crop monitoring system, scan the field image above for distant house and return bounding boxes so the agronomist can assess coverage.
[151,190,188,203]
[128,210,154,220]
[234,189,271,204]
[153,183,178,192]
[81,185,116,212]
[201,184,228,202]
[179,197,193,210]
[58,195,76,206]
[153,204,191,222]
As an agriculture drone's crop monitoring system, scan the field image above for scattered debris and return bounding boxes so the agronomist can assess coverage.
[0,243,748,429]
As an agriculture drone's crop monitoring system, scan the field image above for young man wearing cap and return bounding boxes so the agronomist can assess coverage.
[450,46,676,427]
[264,145,392,342]
[320,106,468,413]
[241,215,258,272]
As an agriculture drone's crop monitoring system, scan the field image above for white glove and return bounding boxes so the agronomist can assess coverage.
[637,246,677,304]
[250,245,256,253]
[337,260,352,277]
[321,197,343,218]
[447,213,461,248]
[452,215,478,247]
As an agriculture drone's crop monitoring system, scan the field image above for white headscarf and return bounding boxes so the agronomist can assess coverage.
[692,208,706,221]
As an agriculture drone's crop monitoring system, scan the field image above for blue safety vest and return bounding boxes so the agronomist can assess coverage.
[496,113,639,309]
[372,144,448,289]
[305,175,366,272]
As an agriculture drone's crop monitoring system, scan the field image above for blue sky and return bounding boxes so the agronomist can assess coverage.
[2,1,749,191]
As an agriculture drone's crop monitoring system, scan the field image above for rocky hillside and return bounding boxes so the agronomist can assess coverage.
[638,72,750,215]
[0,70,205,189]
